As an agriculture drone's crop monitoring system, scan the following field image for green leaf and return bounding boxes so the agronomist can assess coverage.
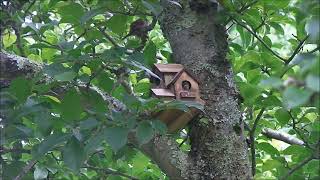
[275,108,291,126]
[28,54,42,62]
[58,2,84,24]
[184,101,205,112]
[239,83,262,103]
[35,133,71,158]
[143,41,157,67]
[34,111,53,136]
[106,15,128,35]
[134,79,151,94]
[2,31,17,48]
[136,121,154,145]
[63,137,86,173]
[9,77,32,103]
[163,101,189,112]
[257,142,280,156]
[269,22,284,35]
[34,165,48,180]
[104,127,129,152]
[3,161,25,179]
[260,77,283,88]
[282,145,312,160]
[306,74,320,92]
[132,152,150,174]
[283,87,313,109]
[79,118,99,130]
[262,159,282,172]
[54,71,77,82]
[98,72,114,93]
[80,8,105,24]
[262,0,290,9]
[84,129,105,154]
[60,88,82,121]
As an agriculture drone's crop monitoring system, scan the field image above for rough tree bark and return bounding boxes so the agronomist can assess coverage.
[0,1,251,179]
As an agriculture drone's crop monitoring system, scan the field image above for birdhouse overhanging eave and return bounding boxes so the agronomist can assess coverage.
[154,64,184,73]
[151,88,175,97]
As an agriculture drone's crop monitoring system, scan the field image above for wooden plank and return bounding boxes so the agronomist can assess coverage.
[154,64,183,73]
[151,88,175,97]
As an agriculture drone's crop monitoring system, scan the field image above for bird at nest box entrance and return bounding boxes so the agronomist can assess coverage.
[150,64,205,133]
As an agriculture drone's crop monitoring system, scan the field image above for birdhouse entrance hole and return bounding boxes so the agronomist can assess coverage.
[182,80,191,90]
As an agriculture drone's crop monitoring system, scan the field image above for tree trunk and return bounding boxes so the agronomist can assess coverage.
[158,1,251,179]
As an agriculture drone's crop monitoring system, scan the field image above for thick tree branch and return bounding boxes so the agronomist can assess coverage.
[262,128,305,146]
[83,165,139,180]
[0,51,189,180]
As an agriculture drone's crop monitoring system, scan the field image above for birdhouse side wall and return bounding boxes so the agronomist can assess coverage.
[152,68,165,88]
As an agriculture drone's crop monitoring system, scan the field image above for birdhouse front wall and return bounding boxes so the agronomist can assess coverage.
[173,71,200,101]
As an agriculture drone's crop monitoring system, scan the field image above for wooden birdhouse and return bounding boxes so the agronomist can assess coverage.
[151,64,205,133]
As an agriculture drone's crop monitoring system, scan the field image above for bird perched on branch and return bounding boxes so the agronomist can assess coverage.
[122,19,149,41]
[122,18,157,51]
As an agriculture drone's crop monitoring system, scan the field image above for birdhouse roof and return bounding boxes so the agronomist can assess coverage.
[151,88,175,97]
[166,69,200,87]
[154,64,184,73]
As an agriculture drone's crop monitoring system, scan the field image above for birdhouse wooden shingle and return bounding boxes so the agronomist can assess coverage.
[151,64,205,133]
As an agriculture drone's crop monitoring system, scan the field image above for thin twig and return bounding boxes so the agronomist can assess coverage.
[224,0,259,25]
[233,18,287,62]
[12,26,26,57]
[285,35,309,65]
[249,107,266,176]
[86,65,105,89]
[97,27,120,48]
[83,165,139,180]
[13,160,37,180]
[0,146,30,154]
[254,15,267,32]
[23,0,36,17]
[280,156,314,180]
[289,111,310,148]
[251,108,265,134]
[75,29,87,42]
[237,0,259,14]
[309,46,319,53]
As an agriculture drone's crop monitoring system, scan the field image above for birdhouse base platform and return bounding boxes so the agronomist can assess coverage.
[153,107,200,133]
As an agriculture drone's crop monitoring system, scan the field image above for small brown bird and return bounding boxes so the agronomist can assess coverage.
[122,19,149,41]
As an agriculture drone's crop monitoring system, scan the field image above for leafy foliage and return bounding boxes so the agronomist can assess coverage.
[0,0,319,179]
